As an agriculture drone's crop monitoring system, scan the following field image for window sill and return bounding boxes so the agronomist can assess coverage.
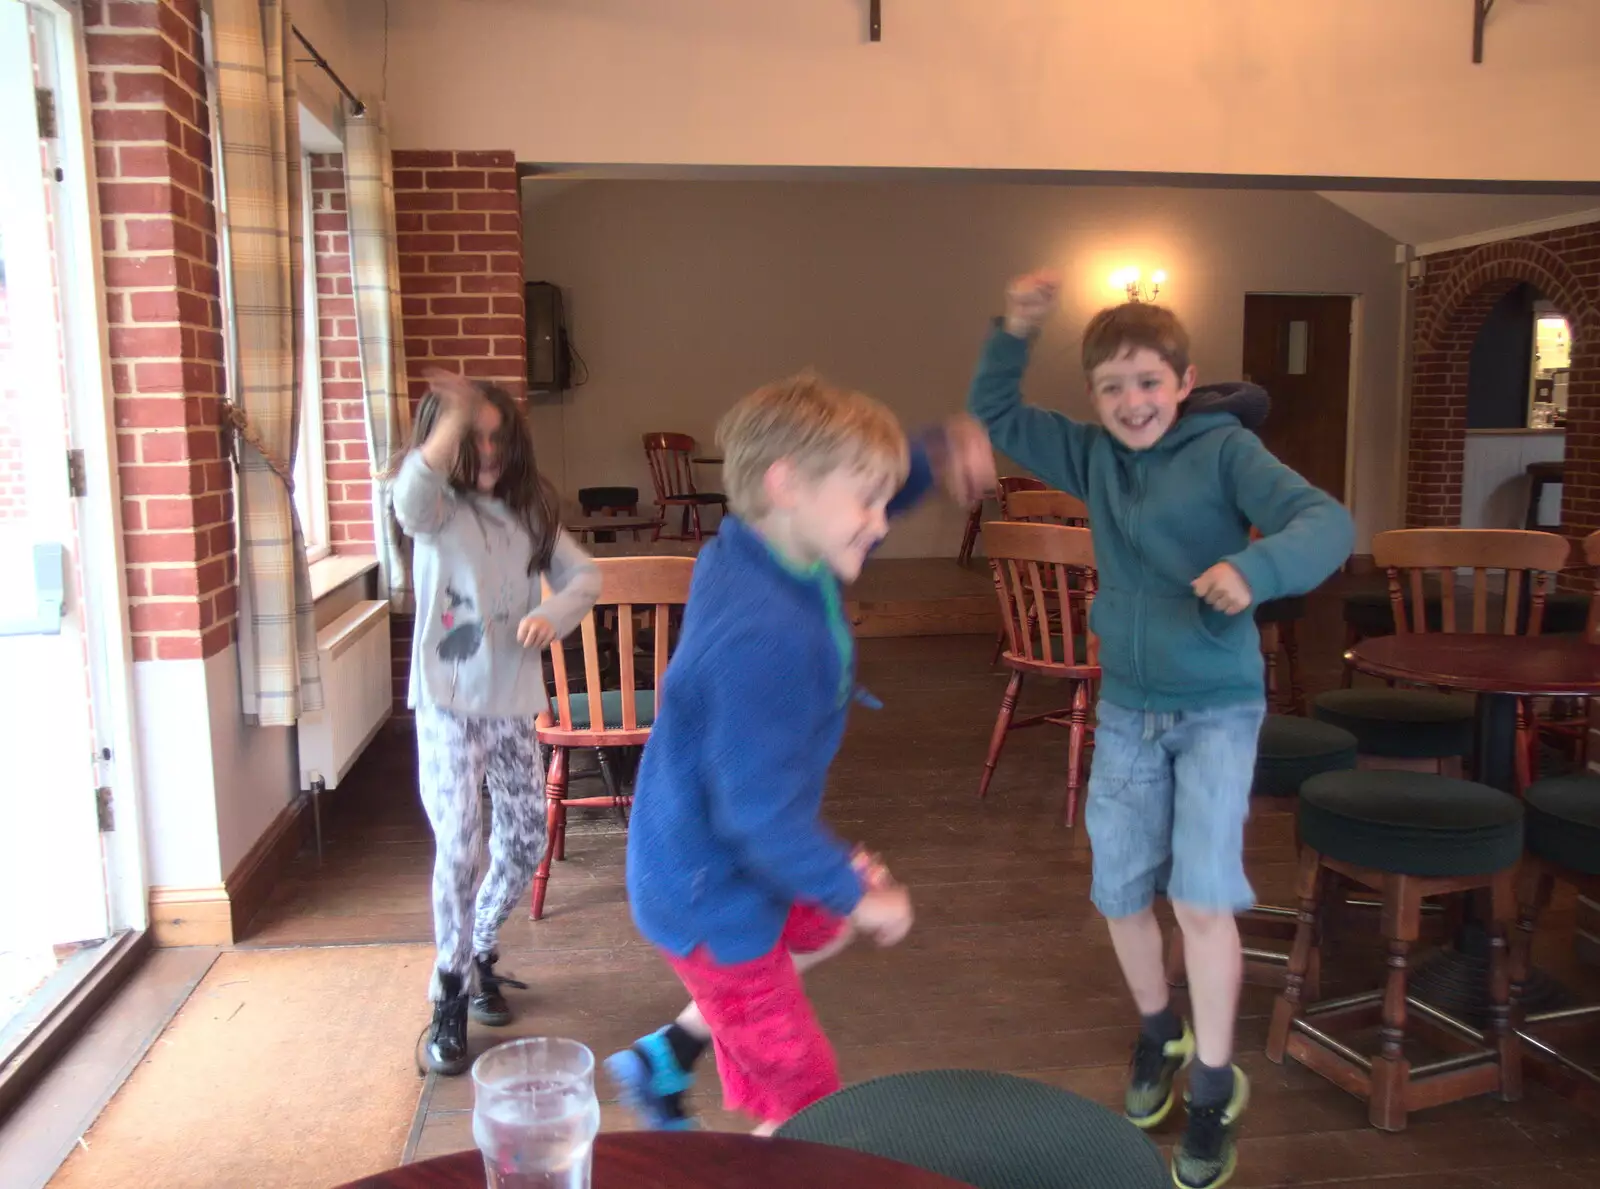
[309,554,379,604]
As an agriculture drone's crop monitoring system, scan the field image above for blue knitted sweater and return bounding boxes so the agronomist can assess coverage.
[625,443,934,963]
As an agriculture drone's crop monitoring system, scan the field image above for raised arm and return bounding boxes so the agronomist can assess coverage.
[966,271,1098,498]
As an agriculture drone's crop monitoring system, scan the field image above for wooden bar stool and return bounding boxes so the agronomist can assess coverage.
[1511,771,1600,1107]
[1267,769,1524,1131]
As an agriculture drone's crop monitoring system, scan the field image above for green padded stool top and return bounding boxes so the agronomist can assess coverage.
[1524,773,1600,877]
[1299,770,1523,877]
[1254,715,1358,798]
[563,689,656,731]
[1542,591,1590,635]
[1312,688,1473,759]
[776,1069,1166,1189]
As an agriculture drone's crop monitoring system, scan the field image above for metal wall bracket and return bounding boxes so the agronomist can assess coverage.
[1473,0,1496,64]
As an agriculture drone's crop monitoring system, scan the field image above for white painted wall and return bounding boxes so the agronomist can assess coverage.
[363,0,1600,183]
[134,643,296,889]
[523,179,1403,553]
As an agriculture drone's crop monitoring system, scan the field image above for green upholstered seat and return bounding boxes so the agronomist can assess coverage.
[1312,688,1473,759]
[776,1069,1166,1189]
[1298,770,1523,877]
[1523,773,1600,877]
[563,690,656,731]
[1254,715,1358,798]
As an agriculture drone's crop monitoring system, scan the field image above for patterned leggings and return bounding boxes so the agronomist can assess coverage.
[416,704,548,990]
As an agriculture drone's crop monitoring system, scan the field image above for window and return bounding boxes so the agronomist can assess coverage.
[207,66,329,564]
[293,151,329,563]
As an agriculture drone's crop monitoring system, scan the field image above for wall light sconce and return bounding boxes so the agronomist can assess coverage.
[1110,267,1166,303]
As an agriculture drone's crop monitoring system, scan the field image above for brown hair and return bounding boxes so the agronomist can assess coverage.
[404,382,559,574]
[716,372,908,520]
[1081,302,1191,379]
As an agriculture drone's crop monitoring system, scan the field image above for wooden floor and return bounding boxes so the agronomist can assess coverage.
[244,577,1600,1187]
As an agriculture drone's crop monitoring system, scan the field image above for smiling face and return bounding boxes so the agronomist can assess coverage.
[1088,346,1197,451]
[780,462,898,583]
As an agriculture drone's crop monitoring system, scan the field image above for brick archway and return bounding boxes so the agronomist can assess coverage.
[1405,230,1600,548]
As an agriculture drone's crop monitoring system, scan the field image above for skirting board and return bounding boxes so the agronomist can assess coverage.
[147,794,311,946]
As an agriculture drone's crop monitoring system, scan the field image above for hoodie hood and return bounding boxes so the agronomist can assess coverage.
[1181,381,1269,430]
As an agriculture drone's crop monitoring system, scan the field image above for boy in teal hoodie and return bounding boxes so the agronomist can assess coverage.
[968,271,1352,1189]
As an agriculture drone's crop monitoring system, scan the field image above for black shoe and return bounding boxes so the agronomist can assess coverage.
[1172,1066,1249,1188]
[470,952,528,1027]
[417,971,471,1077]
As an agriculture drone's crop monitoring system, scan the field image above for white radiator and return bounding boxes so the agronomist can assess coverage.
[297,599,393,791]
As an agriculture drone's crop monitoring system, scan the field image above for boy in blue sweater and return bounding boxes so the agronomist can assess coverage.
[610,374,995,1133]
[970,272,1352,1189]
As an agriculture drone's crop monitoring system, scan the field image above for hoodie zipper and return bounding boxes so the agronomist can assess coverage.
[1128,456,1148,707]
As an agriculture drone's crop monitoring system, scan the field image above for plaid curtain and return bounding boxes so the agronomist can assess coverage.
[210,0,322,724]
[343,110,413,610]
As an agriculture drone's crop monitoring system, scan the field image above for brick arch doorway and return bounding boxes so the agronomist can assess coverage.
[1406,237,1600,549]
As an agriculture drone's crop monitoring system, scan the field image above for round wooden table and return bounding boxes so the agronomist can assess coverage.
[564,515,661,543]
[334,1132,973,1188]
[1346,632,1600,1018]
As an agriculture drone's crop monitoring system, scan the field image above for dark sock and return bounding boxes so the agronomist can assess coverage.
[1189,1060,1235,1108]
[1140,1006,1183,1046]
[663,1022,707,1071]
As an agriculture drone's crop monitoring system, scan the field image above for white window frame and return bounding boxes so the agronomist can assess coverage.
[293,149,329,564]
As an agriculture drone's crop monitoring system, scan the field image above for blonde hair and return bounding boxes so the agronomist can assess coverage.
[716,372,909,520]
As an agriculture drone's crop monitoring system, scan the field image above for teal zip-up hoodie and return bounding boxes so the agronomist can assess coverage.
[968,322,1354,712]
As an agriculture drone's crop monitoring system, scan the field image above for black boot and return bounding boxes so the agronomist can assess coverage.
[470,952,528,1027]
[418,971,470,1076]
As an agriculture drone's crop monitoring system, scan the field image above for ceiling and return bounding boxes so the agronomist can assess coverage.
[1317,192,1600,251]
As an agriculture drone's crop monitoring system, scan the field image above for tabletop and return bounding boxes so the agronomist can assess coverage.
[1346,633,1600,697]
[564,515,662,536]
[586,539,702,559]
[333,1132,973,1189]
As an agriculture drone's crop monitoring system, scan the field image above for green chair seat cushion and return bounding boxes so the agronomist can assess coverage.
[1254,596,1307,625]
[563,690,656,731]
[1299,770,1523,877]
[1524,773,1600,876]
[1312,688,1473,759]
[1254,715,1358,798]
[776,1069,1166,1189]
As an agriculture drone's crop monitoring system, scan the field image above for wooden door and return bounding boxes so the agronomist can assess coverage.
[1241,294,1352,500]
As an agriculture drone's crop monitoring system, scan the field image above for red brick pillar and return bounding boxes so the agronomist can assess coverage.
[387,148,526,715]
[86,0,234,661]
[306,151,374,552]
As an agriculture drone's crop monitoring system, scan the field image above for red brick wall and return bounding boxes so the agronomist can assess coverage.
[387,148,526,716]
[391,150,525,406]
[306,152,374,552]
[1406,230,1600,549]
[87,0,235,662]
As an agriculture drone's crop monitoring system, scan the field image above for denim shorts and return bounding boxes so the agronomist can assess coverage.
[1085,699,1265,919]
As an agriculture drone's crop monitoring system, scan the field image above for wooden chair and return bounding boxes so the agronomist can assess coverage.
[643,432,726,541]
[987,486,1089,664]
[1534,529,1600,767]
[531,555,695,920]
[1313,529,1570,791]
[1002,488,1090,526]
[958,475,1049,565]
[979,521,1100,826]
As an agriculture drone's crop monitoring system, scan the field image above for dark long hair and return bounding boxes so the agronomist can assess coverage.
[406,382,559,574]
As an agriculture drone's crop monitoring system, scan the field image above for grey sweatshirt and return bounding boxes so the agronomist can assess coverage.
[394,452,601,718]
